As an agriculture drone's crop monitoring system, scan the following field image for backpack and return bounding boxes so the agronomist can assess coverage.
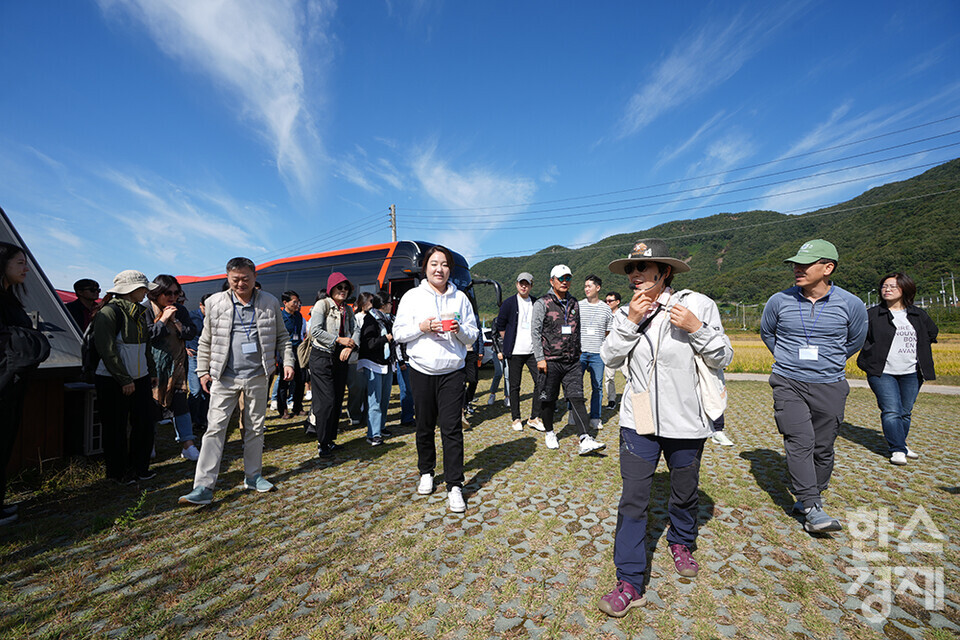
[80,317,101,382]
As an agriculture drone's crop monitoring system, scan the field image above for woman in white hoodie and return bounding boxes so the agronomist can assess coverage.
[393,245,479,513]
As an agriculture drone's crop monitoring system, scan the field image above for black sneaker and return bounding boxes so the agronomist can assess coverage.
[317,444,335,458]
[367,436,383,446]
[380,429,394,438]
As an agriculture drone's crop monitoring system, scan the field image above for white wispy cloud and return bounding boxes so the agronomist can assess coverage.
[616,5,804,138]
[656,111,728,169]
[97,0,334,197]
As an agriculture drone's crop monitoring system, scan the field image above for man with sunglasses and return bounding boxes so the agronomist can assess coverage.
[66,278,101,332]
[493,272,543,432]
[602,292,622,409]
[761,239,867,534]
[531,265,605,454]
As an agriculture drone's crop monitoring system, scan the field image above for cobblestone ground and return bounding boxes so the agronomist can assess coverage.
[1,377,958,639]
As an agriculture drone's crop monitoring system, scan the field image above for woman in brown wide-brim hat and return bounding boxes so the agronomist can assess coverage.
[598,238,733,617]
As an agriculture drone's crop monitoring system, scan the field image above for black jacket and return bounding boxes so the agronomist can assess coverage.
[856,304,938,380]
[493,294,525,358]
[359,311,395,367]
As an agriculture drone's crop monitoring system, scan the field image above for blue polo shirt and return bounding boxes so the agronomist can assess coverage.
[760,284,867,383]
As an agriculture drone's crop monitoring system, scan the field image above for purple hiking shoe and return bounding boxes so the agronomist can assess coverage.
[669,543,699,577]
[598,580,646,618]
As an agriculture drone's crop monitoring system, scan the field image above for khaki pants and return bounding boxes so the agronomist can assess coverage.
[194,374,268,490]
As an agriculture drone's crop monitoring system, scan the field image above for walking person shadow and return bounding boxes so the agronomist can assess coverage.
[463,437,537,496]
[836,421,888,458]
[739,448,795,514]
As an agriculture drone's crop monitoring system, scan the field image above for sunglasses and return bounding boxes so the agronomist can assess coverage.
[332,283,350,292]
[554,275,572,283]
[623,262,653,275]
[162,289,180,296]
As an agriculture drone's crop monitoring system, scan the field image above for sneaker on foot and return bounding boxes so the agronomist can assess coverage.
[605,400,617,409]
[487,394,495,406]
[598,580,645,618]
[589,418,602,429]
[578,435,606,455]
[317,443,335,458]
[367,436,383,446]
[304,390,312,401]
[545,432,559,449]
[511,419,523,432]
[527,417,546,432]
[380,428,394,438]
[181,444,200,461]
[710,431,735,446]
[243,474,275,492]
[448,486,466,513]
[906,448,919,459]
[417,474,434,495]
[669,543,699,577]
[270,400,278,411]
[179,486,213,505]
[890,451,907,465]
[803,505,842,533]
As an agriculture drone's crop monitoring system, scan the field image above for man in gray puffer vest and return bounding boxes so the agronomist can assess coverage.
[179,257,295,506]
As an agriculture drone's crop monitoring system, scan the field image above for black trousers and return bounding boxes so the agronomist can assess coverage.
[463,353,479,408]
[507,353,542,421]
[277,356,305,415]
[95,375,155,479]
[410,367,466,490]
[538,358,590,436]
[310,350,349,448]
[0,377,26,507]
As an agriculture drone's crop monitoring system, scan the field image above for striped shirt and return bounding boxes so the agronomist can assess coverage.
[578,299,613,354]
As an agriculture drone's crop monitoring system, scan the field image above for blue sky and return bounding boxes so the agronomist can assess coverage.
[1,0,958,290]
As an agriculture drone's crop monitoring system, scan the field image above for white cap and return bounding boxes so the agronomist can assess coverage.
[549,264,572,279]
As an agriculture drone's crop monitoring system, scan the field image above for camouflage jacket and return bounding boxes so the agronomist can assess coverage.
[531,290,581,362]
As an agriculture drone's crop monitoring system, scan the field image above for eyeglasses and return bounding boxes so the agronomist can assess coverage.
[880,284,900,290]
[554,275,572,283]
[605,299,618,304]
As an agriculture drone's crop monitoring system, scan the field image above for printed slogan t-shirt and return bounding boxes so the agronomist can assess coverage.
[883,309,918,375]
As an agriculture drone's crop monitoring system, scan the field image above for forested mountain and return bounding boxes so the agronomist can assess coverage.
[470,159,960,315]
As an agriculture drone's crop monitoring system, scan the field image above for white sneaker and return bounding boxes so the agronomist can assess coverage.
[448,487,466,513]
[417,474,434,495]
[545,432,559,449]
[487,394,496,406]
[303,390,312,402]
[890,452,908,465]
[504,397,510,407]
[589,418,602,429]
[711,432,735,447]
[527,417,546,432]
[270,400,278,411]
[181,444,200,461]
[578,435,606,455]
[511,419,523,432]
[906,448,919,459]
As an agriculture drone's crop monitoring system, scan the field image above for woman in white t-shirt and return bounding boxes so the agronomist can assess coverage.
[856,273,938,466]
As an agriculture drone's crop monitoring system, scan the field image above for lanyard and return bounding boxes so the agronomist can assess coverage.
[232,295,256,341]
[554,292,574,324]
[798,296,828,346]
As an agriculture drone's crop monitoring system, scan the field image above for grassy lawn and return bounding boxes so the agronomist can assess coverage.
[1,374,958,639]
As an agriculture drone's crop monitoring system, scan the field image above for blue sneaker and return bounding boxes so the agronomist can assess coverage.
[243,474,275,493]
[179,486,213,506]
[803,505,841,533]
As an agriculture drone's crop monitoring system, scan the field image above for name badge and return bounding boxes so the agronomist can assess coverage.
[241,342,259,354]
[799,345,818,361]
[561,325,573,335]
[520,318,530,330]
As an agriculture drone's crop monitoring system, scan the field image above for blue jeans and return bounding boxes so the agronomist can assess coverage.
[490,356,504,395]
[867,373,921,455]
[580,352,605,419]
[187,354,208,428]
[365,368,392,438]
[396,365,415,423]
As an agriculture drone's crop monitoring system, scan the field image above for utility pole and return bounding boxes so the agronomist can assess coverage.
[951,272,957,305]
[941,277,947,307]
[389,204,397,242]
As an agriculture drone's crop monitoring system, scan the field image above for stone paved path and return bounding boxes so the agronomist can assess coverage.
[1,378,958,639]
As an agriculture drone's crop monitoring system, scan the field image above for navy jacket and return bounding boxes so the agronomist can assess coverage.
[493,294,526,358]
[856,304,938,380]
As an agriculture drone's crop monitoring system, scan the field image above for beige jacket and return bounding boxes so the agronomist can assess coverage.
[197,289,294,380]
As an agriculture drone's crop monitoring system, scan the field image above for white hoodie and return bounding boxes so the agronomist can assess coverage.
[393,280,479,375]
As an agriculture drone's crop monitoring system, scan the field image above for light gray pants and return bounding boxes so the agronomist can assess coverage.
[194,374,268,490]
[770,373,849,509]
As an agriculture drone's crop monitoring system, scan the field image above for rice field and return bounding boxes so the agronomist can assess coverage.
[727,332,960,384]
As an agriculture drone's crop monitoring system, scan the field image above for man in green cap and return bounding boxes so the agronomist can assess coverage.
[760,239,867,534]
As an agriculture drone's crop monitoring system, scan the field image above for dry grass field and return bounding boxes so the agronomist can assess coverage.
[727,332,960,385]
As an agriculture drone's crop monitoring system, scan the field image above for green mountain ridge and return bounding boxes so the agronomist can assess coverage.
[470,158,960,316]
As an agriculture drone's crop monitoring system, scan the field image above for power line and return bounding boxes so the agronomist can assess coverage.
[463,187,960,262]
[248,209,389,262]
[403,160,948,230]
[404,140,960,222]
[409,114,960,212]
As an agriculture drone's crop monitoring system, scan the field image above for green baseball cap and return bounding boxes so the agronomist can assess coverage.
[784,239,839,264]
